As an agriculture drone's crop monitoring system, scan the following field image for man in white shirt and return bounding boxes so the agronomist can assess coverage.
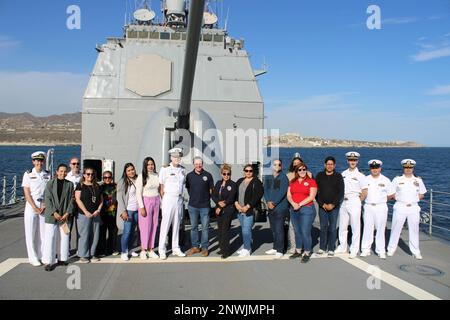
[66,157,82,187]
[360,160,395,259]
[22,151,51,266]
[336,152,368,258]
[158,148,187,260]
[387,159,427,259]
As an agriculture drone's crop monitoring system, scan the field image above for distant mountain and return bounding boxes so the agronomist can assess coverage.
[0,112,81,145]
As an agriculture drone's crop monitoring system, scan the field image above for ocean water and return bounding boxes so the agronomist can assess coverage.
[1,146,449,237]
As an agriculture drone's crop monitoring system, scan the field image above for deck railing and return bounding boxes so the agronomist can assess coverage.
[1,175,21,207]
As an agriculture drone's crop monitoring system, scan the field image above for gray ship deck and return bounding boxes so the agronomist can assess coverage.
[0,203,449,300]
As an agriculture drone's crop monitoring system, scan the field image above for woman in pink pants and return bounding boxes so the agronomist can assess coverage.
[136,157,161,259]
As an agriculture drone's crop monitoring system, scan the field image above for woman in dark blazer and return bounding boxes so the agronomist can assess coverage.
[42,164,74,271]
[212,164,237,259]
[234,164,264,257]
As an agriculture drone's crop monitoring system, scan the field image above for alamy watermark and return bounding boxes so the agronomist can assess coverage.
[366,265,382,290]
[66,265,81,290]
[367,5,382,30]
[67,5,81,30]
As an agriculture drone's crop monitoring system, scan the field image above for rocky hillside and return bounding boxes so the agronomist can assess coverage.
[0,112,81,145]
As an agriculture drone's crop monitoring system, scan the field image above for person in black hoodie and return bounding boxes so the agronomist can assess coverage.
[212,164,237,259]
[234,164,264,257]
[315,156,345,256]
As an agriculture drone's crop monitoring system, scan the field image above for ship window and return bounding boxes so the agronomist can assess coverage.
[128,31,138,39]
[149,32,159,39]
[213,35,224,43]
[171,33,181,40]
[160,32,170,40]
[203,34,212,42]
[139,31,149,39]
[182,33,187,40]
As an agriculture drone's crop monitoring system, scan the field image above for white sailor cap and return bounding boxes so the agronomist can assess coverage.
[345,151,360,160]
[31,151,46,160]
[368,159,382,168]
[401,159,416,168]
[168,147,183,158]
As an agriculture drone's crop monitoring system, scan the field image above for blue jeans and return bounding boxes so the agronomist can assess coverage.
[188,206,210,249]
[121,210,138,254]
[268,207,288,253]
[319,207,339,251]
[76,213,101,258]
[290,206,316,252]
[238,213,254,251]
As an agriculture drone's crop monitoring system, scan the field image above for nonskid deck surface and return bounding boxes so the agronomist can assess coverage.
[0,204,449,300]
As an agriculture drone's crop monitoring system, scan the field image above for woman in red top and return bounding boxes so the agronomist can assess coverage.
[287,164,318,263]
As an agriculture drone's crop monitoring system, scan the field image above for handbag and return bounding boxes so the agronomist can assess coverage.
[252,180,266,223]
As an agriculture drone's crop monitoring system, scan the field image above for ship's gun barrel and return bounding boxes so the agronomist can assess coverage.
[176,0,205,130]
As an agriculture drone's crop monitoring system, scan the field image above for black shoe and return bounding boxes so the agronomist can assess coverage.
[44,264,55,272]
[221,254,229,259]
[301,253,311,263]
[289,252,302,259]
[58,261,69,266]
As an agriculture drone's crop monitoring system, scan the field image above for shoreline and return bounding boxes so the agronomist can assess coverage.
[0,143,430,148]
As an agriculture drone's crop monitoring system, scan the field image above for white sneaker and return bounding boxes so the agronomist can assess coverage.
[148,250,159,259]
[112,251,120,256]
[140,251,148,260]
[360,251,371,257]
[349,252,358,259]
[387,250,395,257]
[172,249,186,257]
[159,252,167,260]
[31,260,42,267]
[265,249,277,255]
[335,247,347,254]
[238,249,251,258]
[130,251,139,258]
[237,248,244,255]
[121,253,130,261]
[274,252,283,259]
[413,253,423,260]
[379,253,386,259]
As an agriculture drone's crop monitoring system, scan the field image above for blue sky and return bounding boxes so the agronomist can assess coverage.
[0,0,449,146]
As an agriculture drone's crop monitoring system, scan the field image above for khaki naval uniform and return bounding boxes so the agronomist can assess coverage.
[338,168,367,254]
[158,163,186,255]
[387,175,426,256]
[22,168,51,264]
[361,174,395,255]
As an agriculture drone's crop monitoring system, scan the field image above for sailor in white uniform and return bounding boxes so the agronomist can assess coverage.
[336,152,368,258]
[387,159,426,259]
[360,160,395,259]
[21,151,51,266]
[158,148,187,260]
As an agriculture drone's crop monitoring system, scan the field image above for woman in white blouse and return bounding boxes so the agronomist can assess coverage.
[117,163,139,261]
[136,157,161,259]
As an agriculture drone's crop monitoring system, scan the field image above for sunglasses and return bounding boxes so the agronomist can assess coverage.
[244,169,253,173]
[85,173,94,177]
[297,168,307,172]
[103,176,112,179]
[222,172,231,176]
[71,162,80,166]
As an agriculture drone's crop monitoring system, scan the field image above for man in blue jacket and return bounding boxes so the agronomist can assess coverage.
[264,159,289,259]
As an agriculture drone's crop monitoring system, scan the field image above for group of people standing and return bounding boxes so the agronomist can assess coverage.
[263,152,426,262]
[22,148,426,271]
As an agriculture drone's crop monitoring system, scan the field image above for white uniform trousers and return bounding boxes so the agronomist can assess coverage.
[387,203,421,256]
[338,198,362,254]
[24,201,45,264]
[361,203,388,254]
[42,223,69,265]
[158,195,183,254]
